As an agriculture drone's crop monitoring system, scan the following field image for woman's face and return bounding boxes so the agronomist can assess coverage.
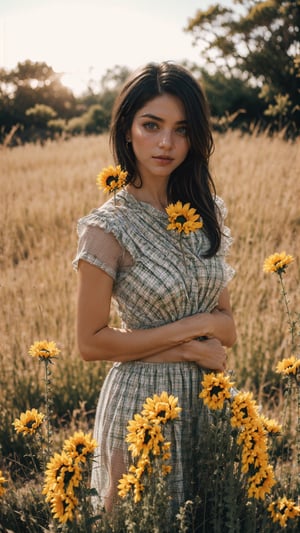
[128,93,190,183]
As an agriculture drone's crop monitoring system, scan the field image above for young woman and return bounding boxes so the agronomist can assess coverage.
[73,61,236,517]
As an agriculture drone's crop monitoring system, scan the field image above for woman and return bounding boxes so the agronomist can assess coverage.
[73,61,236,516]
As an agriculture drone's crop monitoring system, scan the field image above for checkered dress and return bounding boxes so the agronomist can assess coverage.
[73,189,234,514]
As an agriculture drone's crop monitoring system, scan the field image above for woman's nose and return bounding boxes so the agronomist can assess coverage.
[158,130,172,148]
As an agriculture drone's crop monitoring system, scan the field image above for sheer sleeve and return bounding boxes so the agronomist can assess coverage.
[73,225,124,280]
[215,196,235,285]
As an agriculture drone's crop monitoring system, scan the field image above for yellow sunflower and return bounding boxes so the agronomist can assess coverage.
[50,492,79,524]
[28,340,60,360]
[118,472,143,501]
[276,356,300,376]
[43,451,82,500]
[247,464,275,500]
[263,251,294,274]
[199,372,234,410]
[129,456,152,479]
[141,391,181,424]
[63,431,97,463]
[0,470,7,497]
[166,201,203,235]
[161,441,171,461]
[230,391,260,429]
[126,414,165,458]
[259,414,282,435]
[96,165,128,193]
[239,429,269,475]
[13,408,44,435]
[268,496,300,528]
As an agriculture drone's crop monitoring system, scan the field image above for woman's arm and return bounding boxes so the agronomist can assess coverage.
[76,261,234,368]
[197,287,236,347]
[143,338,228,372]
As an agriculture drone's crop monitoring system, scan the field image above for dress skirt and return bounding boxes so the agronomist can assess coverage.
[91,360,210,513]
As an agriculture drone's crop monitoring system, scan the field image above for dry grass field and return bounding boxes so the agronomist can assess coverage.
[0,130,300,531]
[0,130,299,433]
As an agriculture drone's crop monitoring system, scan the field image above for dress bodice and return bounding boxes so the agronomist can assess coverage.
[73,189,234,329]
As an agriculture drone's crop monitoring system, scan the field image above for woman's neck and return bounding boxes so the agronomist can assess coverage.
[126,183,168,212]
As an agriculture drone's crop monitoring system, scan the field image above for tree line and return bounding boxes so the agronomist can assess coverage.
[0,0,299,145]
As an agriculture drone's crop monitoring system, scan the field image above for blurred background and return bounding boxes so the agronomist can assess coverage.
[0,0,299,144]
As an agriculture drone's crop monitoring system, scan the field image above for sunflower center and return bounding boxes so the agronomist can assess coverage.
[143,429,152,444]
[175,215,187,224]
[76,444,85,455]
[241,407,248,418]
[64,470,75,488]
[210,385,222,397]
[25,420,35,428]
[106,176,117,186]
[157,410,166,418]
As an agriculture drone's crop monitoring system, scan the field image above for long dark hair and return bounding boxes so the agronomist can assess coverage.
[110,61,221,257]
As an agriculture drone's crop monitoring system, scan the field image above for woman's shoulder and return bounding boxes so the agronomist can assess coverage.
[77,196,128,234]
[214,195,228,220]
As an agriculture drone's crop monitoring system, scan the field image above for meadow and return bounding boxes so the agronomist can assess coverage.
[0,131,299,530]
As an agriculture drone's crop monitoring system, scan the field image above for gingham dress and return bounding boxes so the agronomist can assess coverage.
[73,189,234,513]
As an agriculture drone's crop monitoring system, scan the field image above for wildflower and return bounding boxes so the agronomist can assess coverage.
[13,408,44,435]
[268,496,300,528]
[247,464,276,500]
[260,414,282,435]
[161,441,171,461]
[166,201,203,235]
[50,492,79,524]
[126,414,165,457]
[276,355,300,376]
[118,472,137,498]
[162,464,172,476]
[43,451,82,500]
[63,431,97,463]
[263,251,294,274]
[141,391,181,424]
[29,339,60,360]
[96,165,128,193]
[230,391,260,429]
[118,472,144,503]
[238,425,269,474]
[129,456,152,479]
[0,470,7,497]
[199,372,234,410]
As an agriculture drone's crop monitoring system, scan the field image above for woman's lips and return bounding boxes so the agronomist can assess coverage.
[152,156,174,165]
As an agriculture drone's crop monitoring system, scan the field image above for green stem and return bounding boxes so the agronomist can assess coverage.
[278,272,296,350]
[44,359,51,465]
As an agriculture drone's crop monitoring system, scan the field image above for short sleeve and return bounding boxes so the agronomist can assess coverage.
[72,224,122,280]
[215,196,235,284]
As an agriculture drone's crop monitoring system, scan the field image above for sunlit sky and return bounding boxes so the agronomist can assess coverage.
[0,0,234,95]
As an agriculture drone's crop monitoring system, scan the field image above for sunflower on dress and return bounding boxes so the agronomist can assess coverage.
[97,165,128,205]
[166,201,203,270]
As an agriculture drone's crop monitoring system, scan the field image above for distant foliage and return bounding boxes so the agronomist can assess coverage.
[0,61,129,145]
[185,0,300,137]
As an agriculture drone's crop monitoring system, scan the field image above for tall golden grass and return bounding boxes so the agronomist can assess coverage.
[0,131,299,429]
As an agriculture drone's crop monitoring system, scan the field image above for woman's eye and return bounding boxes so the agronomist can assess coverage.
[176,126,188,137]
[143,122,158,131]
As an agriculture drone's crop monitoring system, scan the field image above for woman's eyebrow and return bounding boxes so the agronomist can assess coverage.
[140,113,187,124]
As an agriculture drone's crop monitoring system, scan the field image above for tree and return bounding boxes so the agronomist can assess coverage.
[0,60,76,143]
[185,0,300,136]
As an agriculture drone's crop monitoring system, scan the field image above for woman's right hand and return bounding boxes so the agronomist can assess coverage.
[183,338,227,372]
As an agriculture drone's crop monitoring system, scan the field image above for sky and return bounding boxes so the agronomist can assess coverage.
[0,0,235,95]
